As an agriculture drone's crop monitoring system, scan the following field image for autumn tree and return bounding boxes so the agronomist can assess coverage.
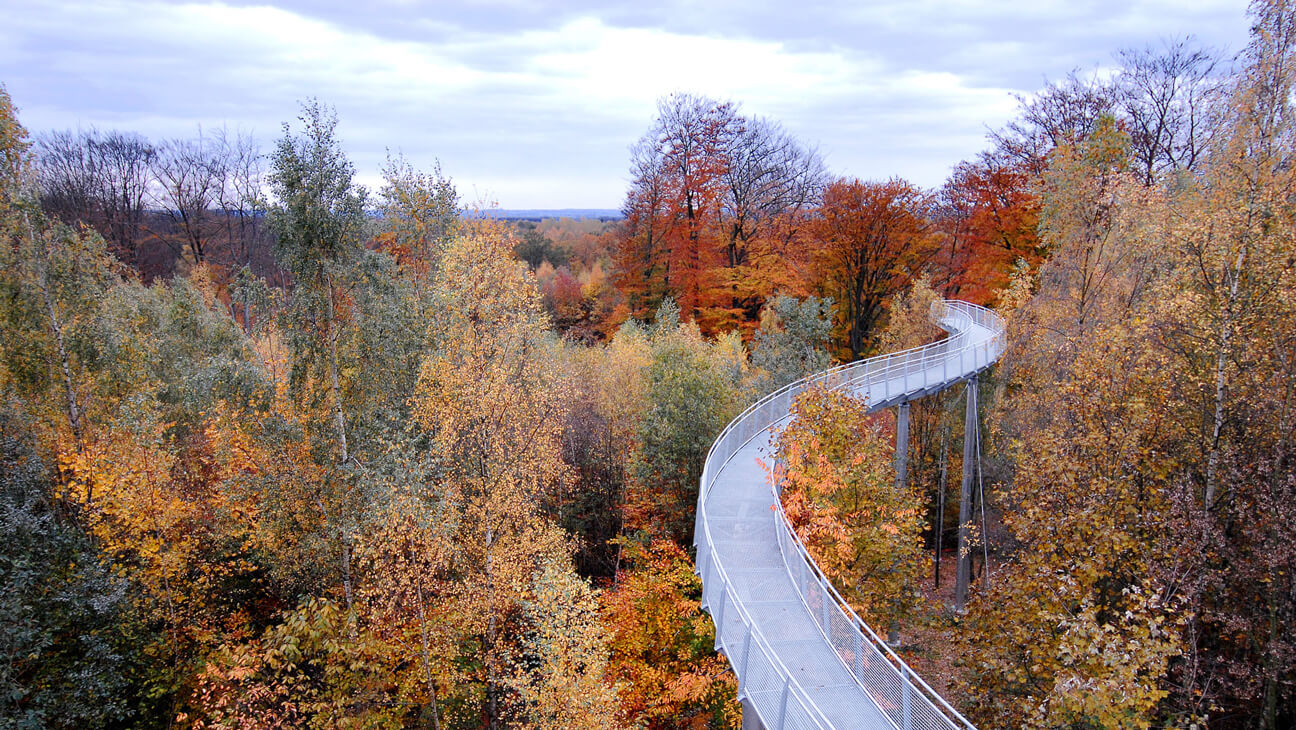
[933,155,1041,306]
[510,556,624,730]
[377,153,459,306]
[266,99,371,609]
[988,70,1117,179]
[189,598,403,729]
[559,320,653,576]
[1152,1,1296,721]
[809,178,938,359]
[602,540,739,730]
[616,94,740,328]
[410,221,589,728]
[616,95,824,333]
[961,6,1296,726]
[774,386,927,631]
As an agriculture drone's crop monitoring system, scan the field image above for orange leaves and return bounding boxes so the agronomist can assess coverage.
[936,158,1043,308]
[602,540,740,730]
[808,178,940,359]
[773,386,928,629]
[615,95,825,336]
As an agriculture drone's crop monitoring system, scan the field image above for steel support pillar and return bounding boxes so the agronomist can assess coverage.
[955,378,978,612]
[895,401,910,492]
[888,400,912,646]
[741,698,765,730]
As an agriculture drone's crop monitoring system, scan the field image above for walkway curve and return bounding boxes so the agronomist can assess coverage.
[693,300,1005,730]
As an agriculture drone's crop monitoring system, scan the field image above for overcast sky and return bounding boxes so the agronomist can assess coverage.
[1,0,1253,209]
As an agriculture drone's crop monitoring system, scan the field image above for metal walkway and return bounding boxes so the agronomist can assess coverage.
[694,301,1005,729]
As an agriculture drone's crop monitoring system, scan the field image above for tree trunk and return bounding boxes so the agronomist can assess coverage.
[955,379,978,612]
[325,271,349,465]
[1205,248,1244,508]
[415,570,441,730]
[30,219,85,452]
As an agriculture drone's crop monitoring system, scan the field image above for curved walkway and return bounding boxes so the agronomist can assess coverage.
[694,301,1004,730]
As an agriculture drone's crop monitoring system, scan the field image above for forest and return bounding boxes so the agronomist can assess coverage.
[1,1,1294,728]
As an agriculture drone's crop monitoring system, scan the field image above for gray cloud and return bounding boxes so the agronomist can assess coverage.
[0,0,1251,207]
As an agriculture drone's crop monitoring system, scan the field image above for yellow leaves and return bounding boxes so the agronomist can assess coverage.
[1027,587,1183,730]
[511,557,625,730]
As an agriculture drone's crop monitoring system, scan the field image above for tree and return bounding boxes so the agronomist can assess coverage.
[809,178,938,359]
[266,99,370,609]
[0,84,28,224]
[188,598,403,729]
[34,128,154,267]
[354,445,460,729]
[153,133,224,266]
[602,539,739,730]
[625,299,739,544]
[0,418,130,729]
[774,386,927,630]
[748,294,834,394]
[411,221,574,728]
[989,71,1117,179]
[212,126,269,270]
[1116,38,1223,185]
[377,154,458,304]
[934,155,1042,306]
[615,95,825,333]
[510,557,624,730]
[0,216,119,453]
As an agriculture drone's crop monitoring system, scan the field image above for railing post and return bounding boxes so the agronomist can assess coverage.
[902,663,914,730]
[700,548,712,610]
[820,582,831,629]
[853,630,865,677]
[714,585,727,651]
[738,625,753,696]
[778,678,791,729]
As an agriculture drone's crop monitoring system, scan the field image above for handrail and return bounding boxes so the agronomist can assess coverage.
[694,300,1005,729]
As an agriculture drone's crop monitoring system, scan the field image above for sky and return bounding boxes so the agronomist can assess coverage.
[0,0,1254,209]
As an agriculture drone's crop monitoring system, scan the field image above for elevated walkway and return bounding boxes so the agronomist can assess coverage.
[694,301,1005,729]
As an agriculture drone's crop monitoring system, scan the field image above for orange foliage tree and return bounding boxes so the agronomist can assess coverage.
[934,156,1042,306]
[773,386,927,632]
[808,178,939,359]
[615,94,825,334]
[602,539,739,730]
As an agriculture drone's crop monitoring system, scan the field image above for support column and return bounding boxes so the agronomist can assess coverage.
[894,401,910,492]
[955,378,978,612]
[890,400,911,646]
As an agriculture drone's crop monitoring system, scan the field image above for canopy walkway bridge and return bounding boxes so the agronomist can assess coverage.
[693,300,1005,730]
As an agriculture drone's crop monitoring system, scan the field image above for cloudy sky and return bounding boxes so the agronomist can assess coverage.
[1,0,1253,209]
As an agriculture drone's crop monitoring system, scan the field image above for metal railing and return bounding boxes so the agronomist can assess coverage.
[694,300,1006,729]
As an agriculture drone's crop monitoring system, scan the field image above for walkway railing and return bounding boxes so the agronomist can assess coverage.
[694,300,1005,729]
